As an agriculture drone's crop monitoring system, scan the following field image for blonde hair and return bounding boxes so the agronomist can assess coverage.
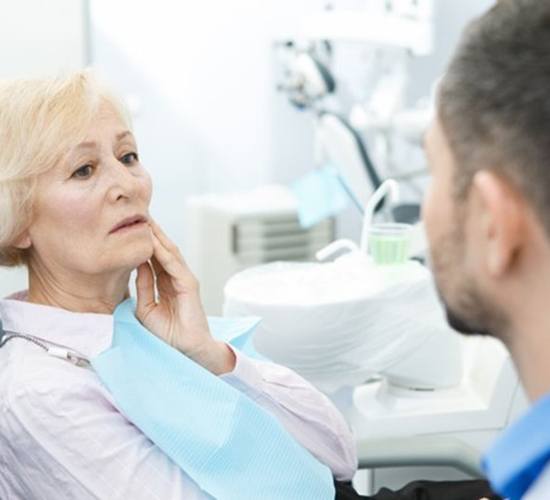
[0,70,131,267]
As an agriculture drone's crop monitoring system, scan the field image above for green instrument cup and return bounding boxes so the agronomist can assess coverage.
[367,223,412,265]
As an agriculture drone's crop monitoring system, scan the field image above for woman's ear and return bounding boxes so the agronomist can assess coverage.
[13,230,31,250]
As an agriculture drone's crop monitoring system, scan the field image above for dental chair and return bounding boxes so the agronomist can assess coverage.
[223,260,526,494]
[348,335,526,493]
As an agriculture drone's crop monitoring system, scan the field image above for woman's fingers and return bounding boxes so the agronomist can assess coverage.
[139,222,223,371]
[151,233,184,277]
[150,220,194,275]
[150,220,180,255]
[135,261,156,320]
[147,221,200,301]
[151,233,198,295]
[150,254,166,277]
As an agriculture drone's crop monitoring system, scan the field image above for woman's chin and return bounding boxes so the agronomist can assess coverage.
[114,242,154,271]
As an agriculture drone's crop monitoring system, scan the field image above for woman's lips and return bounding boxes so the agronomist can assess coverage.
[111,220,147,234]
[109,215,148,234]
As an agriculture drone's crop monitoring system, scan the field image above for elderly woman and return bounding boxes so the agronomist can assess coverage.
[0,72,357,499]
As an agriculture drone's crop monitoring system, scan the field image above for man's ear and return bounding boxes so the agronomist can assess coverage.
[471,170,524,277]
[12,230,32,250]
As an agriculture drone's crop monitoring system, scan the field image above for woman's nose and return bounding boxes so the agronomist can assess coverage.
[106,158,141,203]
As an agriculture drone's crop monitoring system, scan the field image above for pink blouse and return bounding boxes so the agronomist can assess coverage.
[0,293,357,499]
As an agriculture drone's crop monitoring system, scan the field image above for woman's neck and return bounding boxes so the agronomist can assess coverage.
[27,263,131,314]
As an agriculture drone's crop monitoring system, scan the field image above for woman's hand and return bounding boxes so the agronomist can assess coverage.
[135,220,236,375]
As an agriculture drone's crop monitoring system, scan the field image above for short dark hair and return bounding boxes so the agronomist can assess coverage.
[439,0,550,232]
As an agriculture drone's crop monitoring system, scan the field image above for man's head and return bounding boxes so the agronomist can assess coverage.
[423,0,550,343]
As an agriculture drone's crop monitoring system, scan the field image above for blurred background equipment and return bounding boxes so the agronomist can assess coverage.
[274,1,434,235]
[185,185,335,314]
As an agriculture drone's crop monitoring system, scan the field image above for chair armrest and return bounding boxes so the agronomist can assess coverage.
[356,435,484,478]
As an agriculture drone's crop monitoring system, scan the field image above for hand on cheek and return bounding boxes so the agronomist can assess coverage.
[135,221,236,375]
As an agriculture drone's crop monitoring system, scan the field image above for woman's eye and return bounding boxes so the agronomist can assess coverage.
[120,152,139,166]
[71,164,93,179]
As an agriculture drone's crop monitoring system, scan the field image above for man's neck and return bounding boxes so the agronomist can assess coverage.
[508,333,550,403]
[505,274,550,402]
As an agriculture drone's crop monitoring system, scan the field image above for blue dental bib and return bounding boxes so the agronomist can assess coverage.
[91,299,334,500]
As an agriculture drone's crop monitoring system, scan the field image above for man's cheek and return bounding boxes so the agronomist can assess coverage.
[422,186,439,245]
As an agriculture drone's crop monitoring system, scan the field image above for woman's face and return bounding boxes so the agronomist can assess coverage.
[25,103,153,277]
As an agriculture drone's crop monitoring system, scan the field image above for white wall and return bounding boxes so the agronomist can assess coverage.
[0,0,87,78]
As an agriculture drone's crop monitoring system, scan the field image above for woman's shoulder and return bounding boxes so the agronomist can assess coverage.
[0,295,114,407]
[0,338,112,418]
